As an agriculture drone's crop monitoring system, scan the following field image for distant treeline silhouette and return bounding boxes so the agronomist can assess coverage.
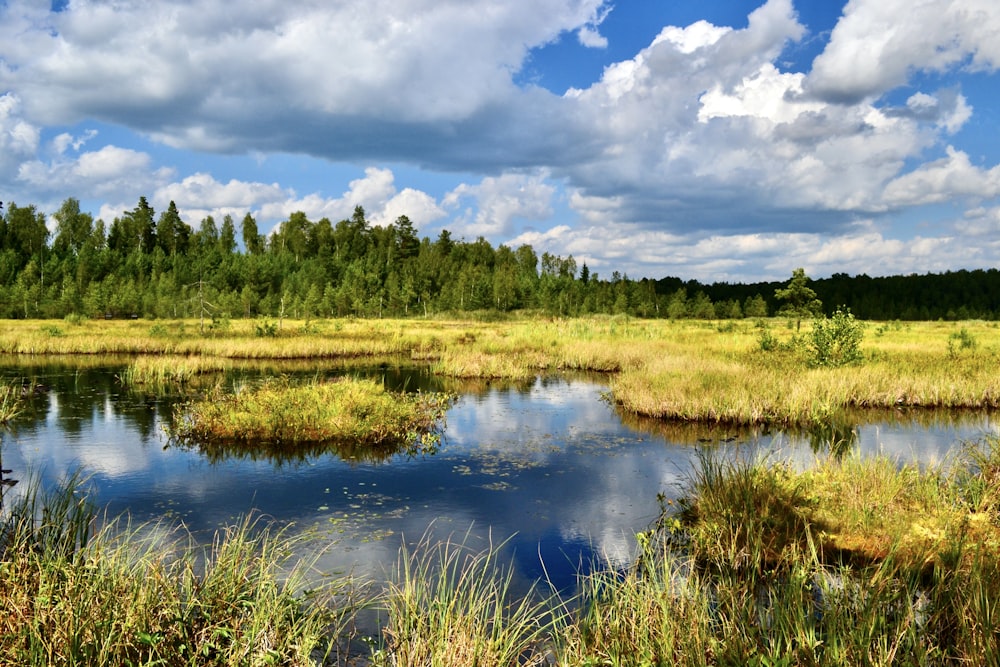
[0,197,996,321]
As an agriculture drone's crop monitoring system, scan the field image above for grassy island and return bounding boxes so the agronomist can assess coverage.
[170,376,453,452]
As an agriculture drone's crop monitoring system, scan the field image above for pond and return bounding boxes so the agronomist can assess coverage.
[1,359,997,595]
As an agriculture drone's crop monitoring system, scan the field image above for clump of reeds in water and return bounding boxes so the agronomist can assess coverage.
[0,380,23,423]
[118,355,232,393]
[371,530,557,667]
[0,474,355,666]
[171,376,454,450]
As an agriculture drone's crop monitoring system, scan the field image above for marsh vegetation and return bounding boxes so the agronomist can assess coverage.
[2,313,1000,663]
[4,314,999,427]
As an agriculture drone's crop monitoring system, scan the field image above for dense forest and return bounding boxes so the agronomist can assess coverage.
[1,197,998,322]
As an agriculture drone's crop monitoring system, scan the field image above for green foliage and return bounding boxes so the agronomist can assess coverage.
[775,268,823,330]
[757,327,780,352]
[254,319,278,337]
[809,307,865,367]
[7,195,1000,322]
[948,327,978,357]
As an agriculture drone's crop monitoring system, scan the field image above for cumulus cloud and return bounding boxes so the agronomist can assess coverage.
[808,0,1000,103]
[957,206,1000,237]
[2,0,1000,282]
[511,217,979,283]
[18,143,174,202]
[148,166,445,233]
[883,147,1000,207]
[0,94,41,183]
[443,171,556,238]
[0,0,606,145]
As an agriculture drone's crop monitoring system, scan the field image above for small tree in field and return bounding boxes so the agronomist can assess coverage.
[775,268,822,330]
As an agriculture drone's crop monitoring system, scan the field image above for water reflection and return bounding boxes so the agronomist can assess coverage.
[0,361,996,596]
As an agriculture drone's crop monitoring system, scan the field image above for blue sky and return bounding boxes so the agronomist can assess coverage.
[2,0,999,282]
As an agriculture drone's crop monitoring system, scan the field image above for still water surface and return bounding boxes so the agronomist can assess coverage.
[1,360,996,590]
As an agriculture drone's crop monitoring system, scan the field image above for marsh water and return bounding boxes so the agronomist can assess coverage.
[1,358,997,592]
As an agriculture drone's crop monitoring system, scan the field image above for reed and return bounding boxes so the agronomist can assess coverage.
[119,355,233,391]
[371,530,556,667]
[0,380,23,423]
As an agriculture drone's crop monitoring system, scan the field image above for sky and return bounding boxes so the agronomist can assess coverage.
[1,0,999,283]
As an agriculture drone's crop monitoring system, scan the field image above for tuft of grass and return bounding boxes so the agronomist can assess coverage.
[561,438,1000,666]
[676,450,820,576]
[371,530,556,667]
[0,380,24,423]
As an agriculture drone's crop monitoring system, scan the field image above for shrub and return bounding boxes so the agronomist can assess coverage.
[757,328,779,352]
[254,319,278,337]
[809,308,864,367]
[948,327,977,357]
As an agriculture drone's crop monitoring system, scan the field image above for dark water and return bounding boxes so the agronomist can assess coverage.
[1,359,996,592]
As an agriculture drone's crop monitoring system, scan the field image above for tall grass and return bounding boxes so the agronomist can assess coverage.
[119,355,233,392]
[0,476,355,666]
[558,437,1000,666]
[372,530,557,667]
[0,380,23,423]
[8,437,1000,664]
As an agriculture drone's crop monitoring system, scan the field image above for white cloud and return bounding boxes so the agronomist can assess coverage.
[883,147,1000,207]
[444,171,556,237]
[52,129,98,155]
[0,94,40,181]
[576,3,612,49]
[808,0,1000,102]
[0,0,610,128]
[18,144,173,200]
[653,20,732,54]
[577,26,607,49]
[153,173,288,224]
[957,205,1000,237]
[276,173,447,232]
[373,188,447,230]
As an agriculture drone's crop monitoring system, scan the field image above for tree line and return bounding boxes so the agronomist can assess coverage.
[0,197,997,321]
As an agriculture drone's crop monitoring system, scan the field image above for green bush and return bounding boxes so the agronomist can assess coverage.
[809,307,864,367]
[948,327,978,357]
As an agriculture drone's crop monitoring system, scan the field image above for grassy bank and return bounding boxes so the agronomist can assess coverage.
[3,316,1000,426]
[170,376,453,452]
[0,476,354,666]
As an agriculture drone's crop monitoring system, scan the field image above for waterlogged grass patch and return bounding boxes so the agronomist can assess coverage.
[171,377,453,451]
[672,438,1000,575]
[119,355,233,392]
